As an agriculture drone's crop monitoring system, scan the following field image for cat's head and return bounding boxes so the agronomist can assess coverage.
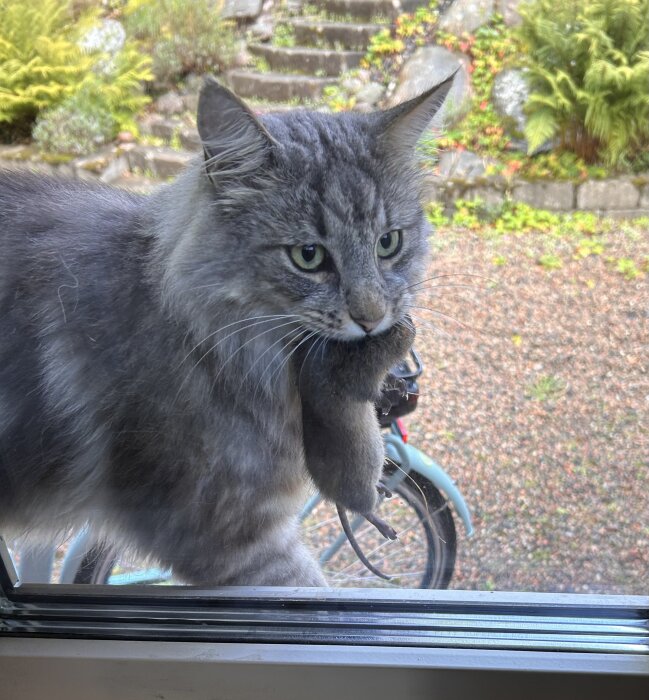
[181,75,454,342]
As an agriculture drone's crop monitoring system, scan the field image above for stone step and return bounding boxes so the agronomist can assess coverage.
[249,44,363,76]
[317,0,418,21]
[288,18,383,50]
[227,70,336,102]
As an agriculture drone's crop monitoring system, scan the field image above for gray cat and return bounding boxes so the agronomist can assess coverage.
[0,75,453,586]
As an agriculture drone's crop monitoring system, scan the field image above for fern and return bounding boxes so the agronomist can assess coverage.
[519,0,649,165]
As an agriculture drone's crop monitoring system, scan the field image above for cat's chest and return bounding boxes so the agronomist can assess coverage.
[128,370,305,486]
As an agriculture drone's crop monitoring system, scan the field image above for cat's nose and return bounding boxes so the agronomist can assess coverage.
[353,316,384,334]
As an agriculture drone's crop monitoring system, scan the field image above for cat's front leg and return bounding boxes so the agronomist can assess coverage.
[170,528,327,587]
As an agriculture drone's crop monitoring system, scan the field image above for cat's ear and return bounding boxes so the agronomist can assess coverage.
[376,71,457,156]
[197,76,276,185]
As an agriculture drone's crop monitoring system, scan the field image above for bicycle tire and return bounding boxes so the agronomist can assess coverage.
[409,471,457,589]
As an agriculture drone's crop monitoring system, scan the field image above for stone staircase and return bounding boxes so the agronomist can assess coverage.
[118,0,428,187]
[228,0,420,104]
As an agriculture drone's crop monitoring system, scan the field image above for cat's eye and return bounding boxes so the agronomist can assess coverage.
[377,230,402,259]
[289,244,327,272]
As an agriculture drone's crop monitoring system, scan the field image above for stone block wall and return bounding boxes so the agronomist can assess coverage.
[426,172,649,218]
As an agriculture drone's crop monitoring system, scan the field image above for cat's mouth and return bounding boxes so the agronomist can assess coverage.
[306,313,396,343]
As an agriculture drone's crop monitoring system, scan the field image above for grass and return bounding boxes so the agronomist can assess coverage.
[525,375,567,402]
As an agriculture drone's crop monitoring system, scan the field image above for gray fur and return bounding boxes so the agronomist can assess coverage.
[0,76,453,586]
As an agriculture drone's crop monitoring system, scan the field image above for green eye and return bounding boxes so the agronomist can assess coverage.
[289,244,326,271]
[377,230,402,259]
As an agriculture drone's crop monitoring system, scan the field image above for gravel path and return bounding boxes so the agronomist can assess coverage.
[409,222,648,594]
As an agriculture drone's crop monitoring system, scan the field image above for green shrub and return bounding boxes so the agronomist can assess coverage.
[33,91,114,155]
[33,43,152,154]
[0,0,151,145]
[124,0,237,84]
[82,42,152,135]
[0,0,95,138]
[519,0,649,165]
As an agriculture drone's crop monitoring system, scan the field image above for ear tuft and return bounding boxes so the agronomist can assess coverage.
[197,76,275,186]
[378,70,458,156]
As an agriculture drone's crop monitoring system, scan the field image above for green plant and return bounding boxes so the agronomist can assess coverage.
[435,15,522,157]
[252,55,270,73]
[0,0,96,138]
[525,375,566,401]
[86,43,152,134]
[614,257,642,280]
[32,90,113,154]
[493,201,561,233]
[124,0,237,84]
[272,23,295,48]
[425,201,449,228]
[361,1,438,72]
[573,237,605,258]
[519,0,649,165]
[363,28,405,69]
[322,83,356,112]
[537,253,563,270]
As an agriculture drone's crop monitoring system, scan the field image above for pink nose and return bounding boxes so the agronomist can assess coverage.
[354,317,383,334]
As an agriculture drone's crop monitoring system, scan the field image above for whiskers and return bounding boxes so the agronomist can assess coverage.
[402,270,500,341]
[173,314,304,404]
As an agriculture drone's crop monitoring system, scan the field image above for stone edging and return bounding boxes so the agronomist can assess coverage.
[425,173,649,219]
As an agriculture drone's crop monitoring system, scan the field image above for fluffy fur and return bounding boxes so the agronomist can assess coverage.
[0,76,453,586]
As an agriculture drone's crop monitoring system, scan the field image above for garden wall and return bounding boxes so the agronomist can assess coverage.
[425,156,649,218]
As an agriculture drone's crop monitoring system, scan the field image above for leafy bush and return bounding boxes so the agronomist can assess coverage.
[82,42,152,134]
[0,0,95,137]
[519,0,649,165]
[33,91,114,155]
[34,43,152,154]
[0,0,151,145]
[124,0,237,84]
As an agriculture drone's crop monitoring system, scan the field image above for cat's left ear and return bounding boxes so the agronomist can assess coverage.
[376,71,457,156]
[197,76,276,185]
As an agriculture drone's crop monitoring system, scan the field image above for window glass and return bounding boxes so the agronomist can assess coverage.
[2,0,648,600]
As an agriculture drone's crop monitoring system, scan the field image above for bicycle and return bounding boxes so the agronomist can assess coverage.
[16,350,473,589]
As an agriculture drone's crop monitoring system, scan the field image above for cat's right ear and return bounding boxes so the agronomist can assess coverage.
[197,76,276,186]
[375,71,457,160]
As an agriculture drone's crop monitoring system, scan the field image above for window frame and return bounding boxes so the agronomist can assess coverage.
[1,537,648,698]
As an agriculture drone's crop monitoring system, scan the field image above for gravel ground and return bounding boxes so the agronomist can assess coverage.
[407,222,648,595]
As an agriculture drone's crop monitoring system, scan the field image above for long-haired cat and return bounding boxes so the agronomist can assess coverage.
[0,75,453,585]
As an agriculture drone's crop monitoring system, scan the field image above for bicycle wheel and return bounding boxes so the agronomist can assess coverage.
[301,471,457,589]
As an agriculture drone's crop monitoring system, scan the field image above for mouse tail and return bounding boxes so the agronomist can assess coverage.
[336,504,393,581]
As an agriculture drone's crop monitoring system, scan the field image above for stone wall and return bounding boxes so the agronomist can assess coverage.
[425,171,649,218]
